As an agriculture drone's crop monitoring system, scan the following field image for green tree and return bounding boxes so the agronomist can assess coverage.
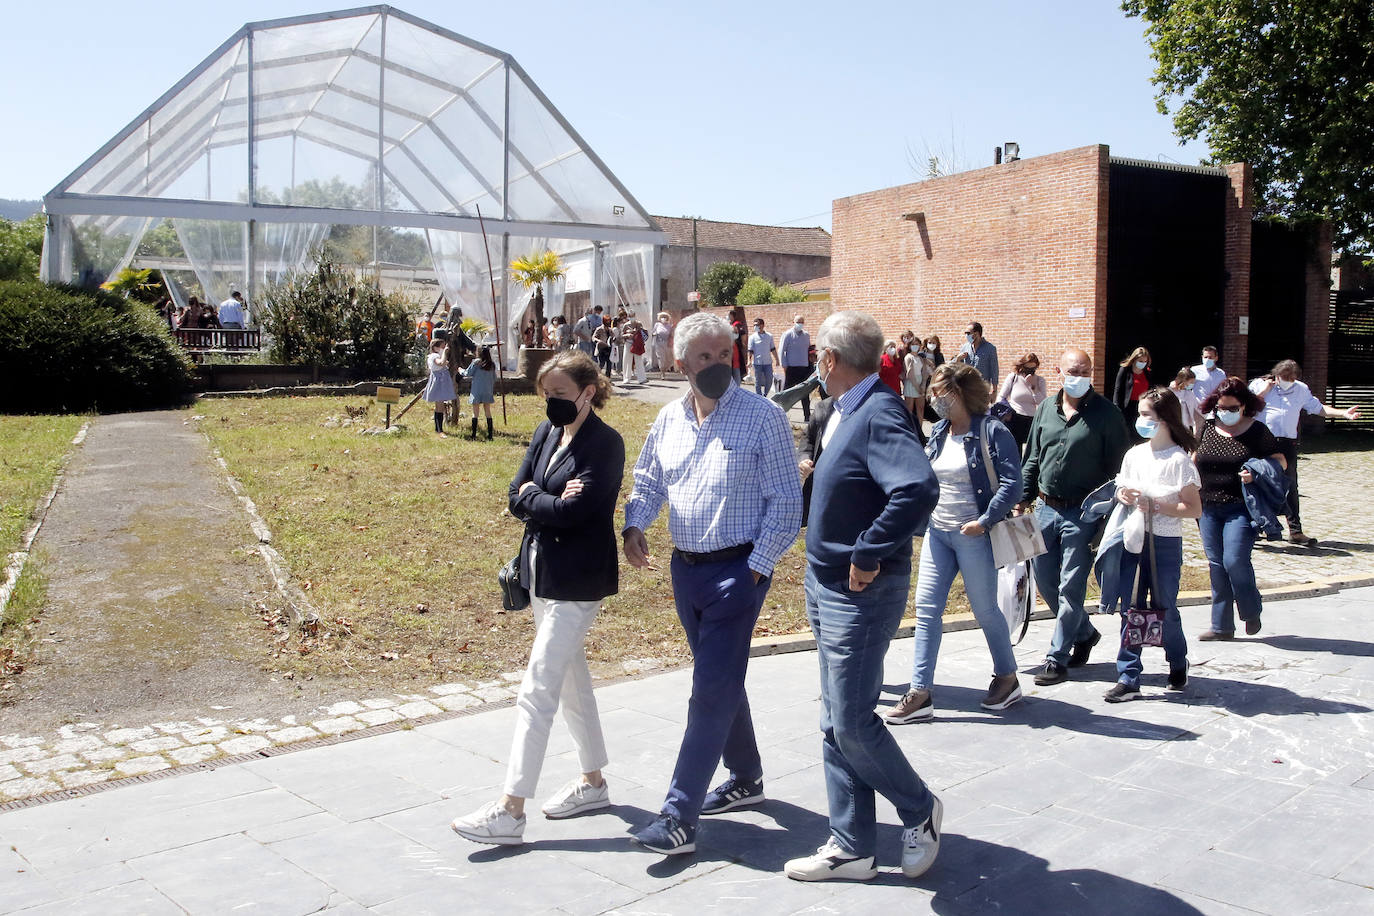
[771,283,809,304]
[736,275,775,306]
[509,250,566,334]
[1124,0,1374,253]
[698,261,756,308]
[0,214,45,282]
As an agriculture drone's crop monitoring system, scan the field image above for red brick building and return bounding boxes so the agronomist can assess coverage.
[831,144,1331,396]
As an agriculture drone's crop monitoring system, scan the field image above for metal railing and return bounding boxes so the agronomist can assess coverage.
[173,328,261,352]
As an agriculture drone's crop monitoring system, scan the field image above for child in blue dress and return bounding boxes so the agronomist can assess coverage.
[421,339,456,435]
[465,346,497,439]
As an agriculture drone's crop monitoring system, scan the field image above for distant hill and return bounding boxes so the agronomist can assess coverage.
[1,199,41,222]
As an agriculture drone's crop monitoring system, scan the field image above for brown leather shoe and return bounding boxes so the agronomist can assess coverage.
[884,689,933,724]
[1197,630,1234,641]
[1289,530,1313,545]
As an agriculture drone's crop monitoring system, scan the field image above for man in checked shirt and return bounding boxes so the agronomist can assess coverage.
[622,311,802,855]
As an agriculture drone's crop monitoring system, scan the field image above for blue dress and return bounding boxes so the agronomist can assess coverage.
[422,353,456,403]
[465,362,495,405]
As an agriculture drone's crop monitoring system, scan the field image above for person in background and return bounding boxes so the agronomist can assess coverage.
[422,338,456,436]
[780,315,813,419]
[1171,368,1200,433]
[624,316,648,385]
[158,297,177,331]
[1195,378,1286,639]
[748,318,777,396]
[621,312,801,856]
[997,353,1047,451]
[953,321,998,385]
[521,320,537,348]
[878,339,903,394]
[651,312,674,378]
[179,296,203,329]
[902,337,931,437]
[218,290,246,329]
[1113,346,1152,433]
[609,317,624,375]
[198,302,221,329]
[1019,347,1130,686]
[1191,345,1227,406]
[731,321,748,384]
[1103,387,1201,702]
[1250,360,1361,544]
[464,346,498,440]
[923,335,945,368]
[887,363,1024,724]
[451,351,624,846]
[573,306,600,357]
[592,317,614,376]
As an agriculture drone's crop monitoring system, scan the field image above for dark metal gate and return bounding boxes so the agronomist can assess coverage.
[1328,288,1374,418]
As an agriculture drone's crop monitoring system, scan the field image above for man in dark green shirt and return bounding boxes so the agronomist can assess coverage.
[1017,347,1129,685]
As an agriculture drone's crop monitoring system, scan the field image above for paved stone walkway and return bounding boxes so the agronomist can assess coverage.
[2,588,1372,914]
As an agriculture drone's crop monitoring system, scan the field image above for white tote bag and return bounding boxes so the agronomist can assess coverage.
[980,426,1047,567]
[997,561,1036,645]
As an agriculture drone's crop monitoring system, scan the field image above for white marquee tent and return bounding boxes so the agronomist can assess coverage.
[40,5,664,348]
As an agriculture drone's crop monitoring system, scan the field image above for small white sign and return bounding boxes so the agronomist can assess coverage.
[687,291,701,303]
[1238,316,1249,335]
[1068,307,1086,319]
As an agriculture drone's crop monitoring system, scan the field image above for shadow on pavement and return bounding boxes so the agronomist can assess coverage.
[1257,634,1374,656]
[465,804,656,862]
[1159,675,1371,718]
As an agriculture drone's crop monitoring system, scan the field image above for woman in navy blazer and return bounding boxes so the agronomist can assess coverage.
[452,350,625,847]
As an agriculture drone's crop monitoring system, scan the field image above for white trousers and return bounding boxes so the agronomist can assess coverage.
[622,351,647,384]
[504,551,608,798]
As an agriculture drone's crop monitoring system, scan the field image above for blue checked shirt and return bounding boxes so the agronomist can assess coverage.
[625,382,802,577]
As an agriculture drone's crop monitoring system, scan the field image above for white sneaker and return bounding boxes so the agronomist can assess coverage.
[540,778,611,819]
[901,795,943,878]
[450,801,526,845]
[784,837,877,882]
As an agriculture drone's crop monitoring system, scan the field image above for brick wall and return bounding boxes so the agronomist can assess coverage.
[660,247,830,313]
[1303,220,1334,402]
[831,145,1112,391]
[1221,162,1254,379]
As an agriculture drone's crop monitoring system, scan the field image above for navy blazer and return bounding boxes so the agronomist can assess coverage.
[508,411,625,601]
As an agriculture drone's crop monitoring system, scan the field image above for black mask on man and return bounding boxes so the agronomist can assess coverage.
[692,363,733,400]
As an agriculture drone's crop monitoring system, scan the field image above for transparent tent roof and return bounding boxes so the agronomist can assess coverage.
[41,5,664,339]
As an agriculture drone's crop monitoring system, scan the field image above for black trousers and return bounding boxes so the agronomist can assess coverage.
[1276,437,1302,530]
[783,365,812,418]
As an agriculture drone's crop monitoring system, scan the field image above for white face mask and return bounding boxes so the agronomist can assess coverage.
[1202,357,1217,370]
[1062,374,1092,398]
[794,323,804,332]
[1276,379,1295,391]
[1135,360,1147,370]
[886,346,897,357]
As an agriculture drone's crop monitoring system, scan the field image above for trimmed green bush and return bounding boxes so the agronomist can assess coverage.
[737,275,776,306]
[0,281,196,413]
[698,261,756,308]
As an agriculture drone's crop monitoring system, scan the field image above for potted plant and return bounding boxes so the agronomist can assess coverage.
[509,250,564,380]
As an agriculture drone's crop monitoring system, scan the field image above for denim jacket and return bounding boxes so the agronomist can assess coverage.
[1241,456,1290,538]
[925,413,1024,529]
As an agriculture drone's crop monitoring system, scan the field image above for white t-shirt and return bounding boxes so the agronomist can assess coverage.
[930,432,980,532]
[1116,442,1201,539]
[1250,378,1324,439]
[1191,364,1227,404]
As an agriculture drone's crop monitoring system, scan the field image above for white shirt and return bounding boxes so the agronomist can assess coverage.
[748,331,775,363]
[1116,442,1201,539]
[218,298,245,326]
[930,431,980,531]
[1191,364,1227,403]
[1250,378,1324,439]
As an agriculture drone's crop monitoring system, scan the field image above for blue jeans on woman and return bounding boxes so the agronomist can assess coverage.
[910,525,1018,689]
[1198,502,1261,634]
[805,565,935,859]
[1113,535,1187,686]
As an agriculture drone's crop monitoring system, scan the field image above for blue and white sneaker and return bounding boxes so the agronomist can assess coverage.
[630,814,696,854]
[701,776,765,815]
[901,795,943,878]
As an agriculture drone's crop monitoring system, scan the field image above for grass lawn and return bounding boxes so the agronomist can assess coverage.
[202,393,969,684]
[0,415,86,557]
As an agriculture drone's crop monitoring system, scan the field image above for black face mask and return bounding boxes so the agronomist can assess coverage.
[693,363,733,400]
[545,396,581,427]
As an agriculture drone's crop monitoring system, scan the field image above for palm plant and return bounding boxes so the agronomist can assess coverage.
[508,250,565,337]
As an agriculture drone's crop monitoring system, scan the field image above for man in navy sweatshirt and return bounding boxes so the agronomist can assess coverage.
[783,311,943,884]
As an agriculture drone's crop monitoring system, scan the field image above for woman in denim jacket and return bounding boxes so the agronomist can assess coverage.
[885,363,1024,723]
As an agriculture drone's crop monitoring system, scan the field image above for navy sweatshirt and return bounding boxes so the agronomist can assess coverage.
[805,382,939,575]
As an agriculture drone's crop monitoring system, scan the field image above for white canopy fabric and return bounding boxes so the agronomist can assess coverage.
[41,5,663,339]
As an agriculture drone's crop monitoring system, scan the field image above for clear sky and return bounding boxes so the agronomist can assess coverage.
[1,0,1208,229]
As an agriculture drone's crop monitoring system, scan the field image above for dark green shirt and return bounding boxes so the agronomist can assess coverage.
[1022,388,1129,505]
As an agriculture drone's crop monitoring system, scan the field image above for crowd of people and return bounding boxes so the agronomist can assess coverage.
[159,290,250,332]
[446,308,1358,882]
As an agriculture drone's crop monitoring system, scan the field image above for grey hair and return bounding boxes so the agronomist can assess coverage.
[673,312,734,362]
[816,311,883,372]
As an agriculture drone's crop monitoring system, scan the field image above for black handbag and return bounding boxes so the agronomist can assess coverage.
[498,542,530,612]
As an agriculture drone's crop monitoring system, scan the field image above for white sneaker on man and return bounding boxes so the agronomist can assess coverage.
[540,778,611,819]
[901,795,943,878]
[784,837,877,882]
[450,801,526,845]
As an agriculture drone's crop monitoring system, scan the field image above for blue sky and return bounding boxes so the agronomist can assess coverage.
[1,1,1207,229]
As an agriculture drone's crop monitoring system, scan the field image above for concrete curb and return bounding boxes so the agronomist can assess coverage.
[748,572,1374,658]
[199,428,318,629]
[0,422,90,617]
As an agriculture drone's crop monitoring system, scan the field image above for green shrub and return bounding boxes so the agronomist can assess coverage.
[772,283,809,304]
[0,215,44,283]
[259,252,415,376]
[737,275,776,306]
[698,261,756,308]
[0,280,196,413]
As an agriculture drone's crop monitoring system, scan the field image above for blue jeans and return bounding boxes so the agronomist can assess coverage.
[753,364,774,396]
[911,525,1018,689]
[1113,536,1187,686]
[806,565,935,858]
[1199,502,1261,633]
[1031,502,1097,666]
[662,553,767,826]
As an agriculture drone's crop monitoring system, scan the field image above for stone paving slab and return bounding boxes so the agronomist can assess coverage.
[3,587,1373,914]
